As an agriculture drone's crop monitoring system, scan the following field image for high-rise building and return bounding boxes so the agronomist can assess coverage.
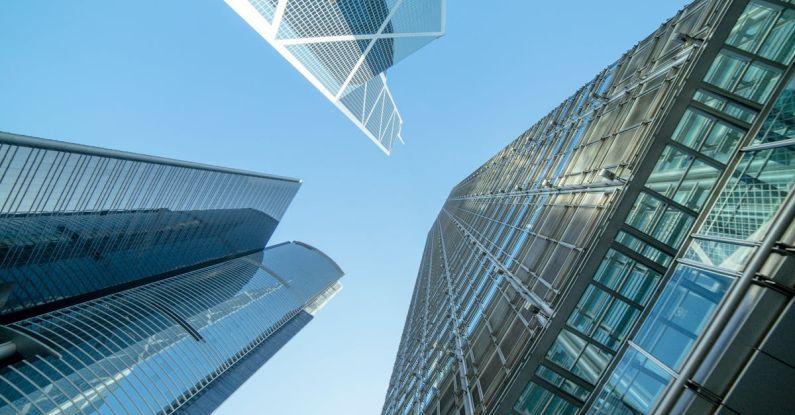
[0,131,344,414]
[382,1,795,414]
[225,0,446,155]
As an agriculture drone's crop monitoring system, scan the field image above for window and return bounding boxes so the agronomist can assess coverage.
[701,144,795,242]
[727,1,779,53]
[693,89,757,123]
[592,347,672,415]
[704,50,782,104]
[728,1,795,65]
[593,250,661,306]
[547,329,613,385]
[672,108,745,163]
[625,192,694,248]
[514,381,579,415]
[684,238,754,272]
[615,231,673,267]
[634,265,732,370]
[536,365,589,400]
[753,75,795,145]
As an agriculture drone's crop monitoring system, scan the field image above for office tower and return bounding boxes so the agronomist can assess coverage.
[0,131,344,414]
[382,1,795,414]
[225,0,446,155]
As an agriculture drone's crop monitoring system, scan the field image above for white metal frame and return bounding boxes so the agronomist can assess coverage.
[225,0,445,155]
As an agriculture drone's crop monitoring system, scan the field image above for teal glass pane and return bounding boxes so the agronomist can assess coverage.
[758,9,795,64]
[591,347,672,415]
[693,89,757,123]
[735,61,782,103]
[514,382,579,415]
[652,206,693,247]
[571,344,612,384]
[619,265,660,306]
[591,299,640,351]
[704,50,748,92]
[568,286,642,351]
[647,146,691,200]
[670,106,746,163]
[726,1,778,53]
[536,365,590,400]
[635,265,732,370]
[684,238,754,271]
[674,158,721,210]
[698,121,745,163]
[593,250,632,291]
[569,285,611,334]
[672,108,712,150]
[614,231,673,267]
[753,75,795,145]
[547,329,586,370]
[701,144,795,241]
[593,249,661,306]
[625,192,664,236]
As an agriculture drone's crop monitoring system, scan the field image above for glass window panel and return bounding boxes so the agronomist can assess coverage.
[684,238,754,271]
[547,329,587,370]
[698,122,745,163]
[620,264,660,306]
[572,344,612,384]
[514,382,579,415]
[704,50,749,92]
[674,158,721,210]
[593,300,640,351]
[735,61,782,103]
[536,365,589,401]
[726,1,778,53]
[672,109,712,149]
[568,285,611,335]
[652,206,694,247]
[647,146,692,200]
[701,145,795,241]
[593,250,632,291]
[635,265,733,370]
[591,347,672,415]
[758,9,795,64]
[614,231,673,267]
[753,75,795,145]
[722,101,758,123]
[625,193,664,236]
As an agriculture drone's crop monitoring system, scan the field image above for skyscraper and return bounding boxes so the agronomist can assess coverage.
[382,1,795,414]
[0,131,344,414]
[225,0,446,154]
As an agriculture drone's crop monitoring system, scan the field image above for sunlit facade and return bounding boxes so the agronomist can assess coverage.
[382,1,795,414]
[0,132,344,414]
[224,0,446,154]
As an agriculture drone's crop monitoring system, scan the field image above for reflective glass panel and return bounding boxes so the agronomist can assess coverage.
[753,75,795,145]
[701,145,795,241]
[590,347,672,415]
[634,265,733,370]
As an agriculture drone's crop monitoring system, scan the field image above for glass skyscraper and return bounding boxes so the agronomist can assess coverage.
[382,1,795,414]
[225,0,446,154]
[0,131,344,414]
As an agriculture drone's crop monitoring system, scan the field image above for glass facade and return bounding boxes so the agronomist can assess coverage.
[594,68,795,415]
[224,0,446,154]
[0,132,299,316]
[0,132,344,414]
[383,1,795,414]
[0,244,343,414]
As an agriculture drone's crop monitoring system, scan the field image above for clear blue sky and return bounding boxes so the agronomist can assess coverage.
[0,1,691,414]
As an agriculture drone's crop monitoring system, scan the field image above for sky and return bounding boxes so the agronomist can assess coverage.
[0,1,691,414]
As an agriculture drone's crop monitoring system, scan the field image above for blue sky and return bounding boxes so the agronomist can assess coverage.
[0,1,691,414]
